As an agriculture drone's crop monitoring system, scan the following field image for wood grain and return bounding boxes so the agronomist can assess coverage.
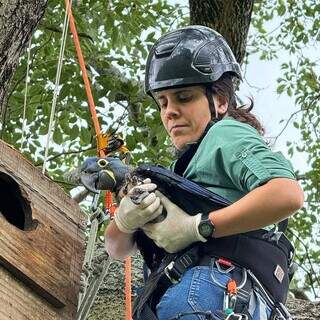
[0,140,86,319]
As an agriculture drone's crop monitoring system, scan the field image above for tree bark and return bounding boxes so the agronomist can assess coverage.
[189,0,254,65]
[0,0,48,119]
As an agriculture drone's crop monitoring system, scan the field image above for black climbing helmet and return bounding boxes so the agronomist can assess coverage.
[144,25,242,96]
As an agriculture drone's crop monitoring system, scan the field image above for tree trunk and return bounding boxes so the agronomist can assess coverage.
[189,0,254,65]
[0,0,48,120]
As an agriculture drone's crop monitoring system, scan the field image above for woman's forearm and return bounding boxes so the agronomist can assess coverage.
[104,221,137,260]
[210,178,304,238]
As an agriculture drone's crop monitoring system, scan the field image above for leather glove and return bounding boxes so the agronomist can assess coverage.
[80,157,130,193]
[114,182,163,233]
[142,192,206,253]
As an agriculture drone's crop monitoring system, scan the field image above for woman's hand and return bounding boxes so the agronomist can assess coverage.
[114,183,163,233]
[142,192,206,253]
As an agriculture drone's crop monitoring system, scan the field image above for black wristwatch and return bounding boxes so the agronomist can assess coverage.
[198,213,215,239]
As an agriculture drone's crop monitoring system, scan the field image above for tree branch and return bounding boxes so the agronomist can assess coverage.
[35,145,95,166]
[40,24,95,43]
[268,109,304,146]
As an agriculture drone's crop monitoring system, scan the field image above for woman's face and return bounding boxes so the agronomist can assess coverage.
[154,86,213,150]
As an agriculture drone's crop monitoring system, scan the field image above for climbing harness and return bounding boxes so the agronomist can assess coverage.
[133,235,294,320]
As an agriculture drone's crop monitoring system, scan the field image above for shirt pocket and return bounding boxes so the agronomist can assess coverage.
[235,148,271,190]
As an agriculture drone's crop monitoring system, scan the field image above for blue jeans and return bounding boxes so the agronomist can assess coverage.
[156,266,271,320]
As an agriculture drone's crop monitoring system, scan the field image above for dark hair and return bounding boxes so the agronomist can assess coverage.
[211,73,265,135]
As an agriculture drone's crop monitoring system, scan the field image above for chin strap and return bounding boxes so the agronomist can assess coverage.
[205,85,228,121]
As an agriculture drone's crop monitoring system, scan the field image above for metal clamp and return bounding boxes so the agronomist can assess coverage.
[164,261,180,284]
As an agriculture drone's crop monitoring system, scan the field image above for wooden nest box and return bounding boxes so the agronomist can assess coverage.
[0,140,86,319]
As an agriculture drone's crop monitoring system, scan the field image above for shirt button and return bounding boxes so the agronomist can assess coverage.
[241,151,247,158]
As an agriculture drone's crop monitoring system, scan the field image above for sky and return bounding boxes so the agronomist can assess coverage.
[240,47,308,172]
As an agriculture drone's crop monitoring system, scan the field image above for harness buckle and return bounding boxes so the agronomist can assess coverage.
[164,261,180,284]
[215,258,235,274]
[163,248,198,284]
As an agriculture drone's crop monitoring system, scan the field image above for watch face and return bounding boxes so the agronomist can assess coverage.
[199,220,214,238]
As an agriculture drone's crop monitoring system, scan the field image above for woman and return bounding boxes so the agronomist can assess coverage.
[104,26,304,320]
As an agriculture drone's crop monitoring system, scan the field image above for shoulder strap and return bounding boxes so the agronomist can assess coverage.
[278,219,288,233]
[174,121,215,175]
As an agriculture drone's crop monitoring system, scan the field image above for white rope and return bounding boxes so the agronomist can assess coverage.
[20,38,32,150]
[42,1,71,174]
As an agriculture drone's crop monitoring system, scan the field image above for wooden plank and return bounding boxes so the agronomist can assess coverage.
[0,265,75,320]
[0,140,86,316]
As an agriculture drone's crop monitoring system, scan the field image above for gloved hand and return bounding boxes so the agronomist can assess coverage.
[142,192,206,253]
[114,182,163,233]
[80,157,130,193]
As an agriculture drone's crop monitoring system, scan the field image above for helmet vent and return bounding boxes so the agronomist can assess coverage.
[196,66,212,74]
[155,33,180,57]
[194,38,235,74]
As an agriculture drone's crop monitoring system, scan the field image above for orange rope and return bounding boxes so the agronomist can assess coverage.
[65,0,104,157]
[125,257,132,318]
[65,2,132,319]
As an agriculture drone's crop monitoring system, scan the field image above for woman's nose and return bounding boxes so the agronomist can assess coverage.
[164,100,180,119]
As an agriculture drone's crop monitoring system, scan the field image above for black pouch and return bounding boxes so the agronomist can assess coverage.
[236,234,291,303]
[202,230,294,304]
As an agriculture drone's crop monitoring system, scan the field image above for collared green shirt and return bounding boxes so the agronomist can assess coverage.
[173,118,296,203]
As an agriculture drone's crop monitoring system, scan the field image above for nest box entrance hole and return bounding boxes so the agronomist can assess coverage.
[0,172,37,231]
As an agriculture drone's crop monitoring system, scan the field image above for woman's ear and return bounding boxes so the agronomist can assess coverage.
[215,95,229,115]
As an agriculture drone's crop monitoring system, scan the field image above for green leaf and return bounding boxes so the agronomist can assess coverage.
[277,3,286,16]
[276,84,286,94]
[80,127,92,144]
[70,125,79,140]
[53,128,63,144]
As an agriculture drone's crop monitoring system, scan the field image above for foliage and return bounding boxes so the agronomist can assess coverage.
[2,0,319,299]
[2,0,188,182]
[250,0,320,299]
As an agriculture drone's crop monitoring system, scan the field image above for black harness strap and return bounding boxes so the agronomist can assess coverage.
[133,246,200,319]
[174,121,215,176]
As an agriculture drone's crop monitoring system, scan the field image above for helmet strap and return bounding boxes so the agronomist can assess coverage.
[205,85,226,121]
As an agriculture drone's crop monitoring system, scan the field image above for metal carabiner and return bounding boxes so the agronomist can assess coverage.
[91,191,101,213]
[225,312,248,320]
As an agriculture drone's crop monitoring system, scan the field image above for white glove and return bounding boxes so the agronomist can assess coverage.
[142,192,206,253]
[114,182,163,233]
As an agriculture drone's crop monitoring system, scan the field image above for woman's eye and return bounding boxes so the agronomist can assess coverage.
[177,94,192,102]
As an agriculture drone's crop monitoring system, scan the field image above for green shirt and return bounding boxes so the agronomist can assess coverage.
[174,118,296,203]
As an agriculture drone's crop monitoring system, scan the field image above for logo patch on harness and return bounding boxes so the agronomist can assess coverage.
[274,265,285,283]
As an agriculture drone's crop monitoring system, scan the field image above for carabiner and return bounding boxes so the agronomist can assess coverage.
[225,312,248,320]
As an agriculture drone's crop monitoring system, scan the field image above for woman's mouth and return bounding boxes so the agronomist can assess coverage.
[170,125,187,133]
